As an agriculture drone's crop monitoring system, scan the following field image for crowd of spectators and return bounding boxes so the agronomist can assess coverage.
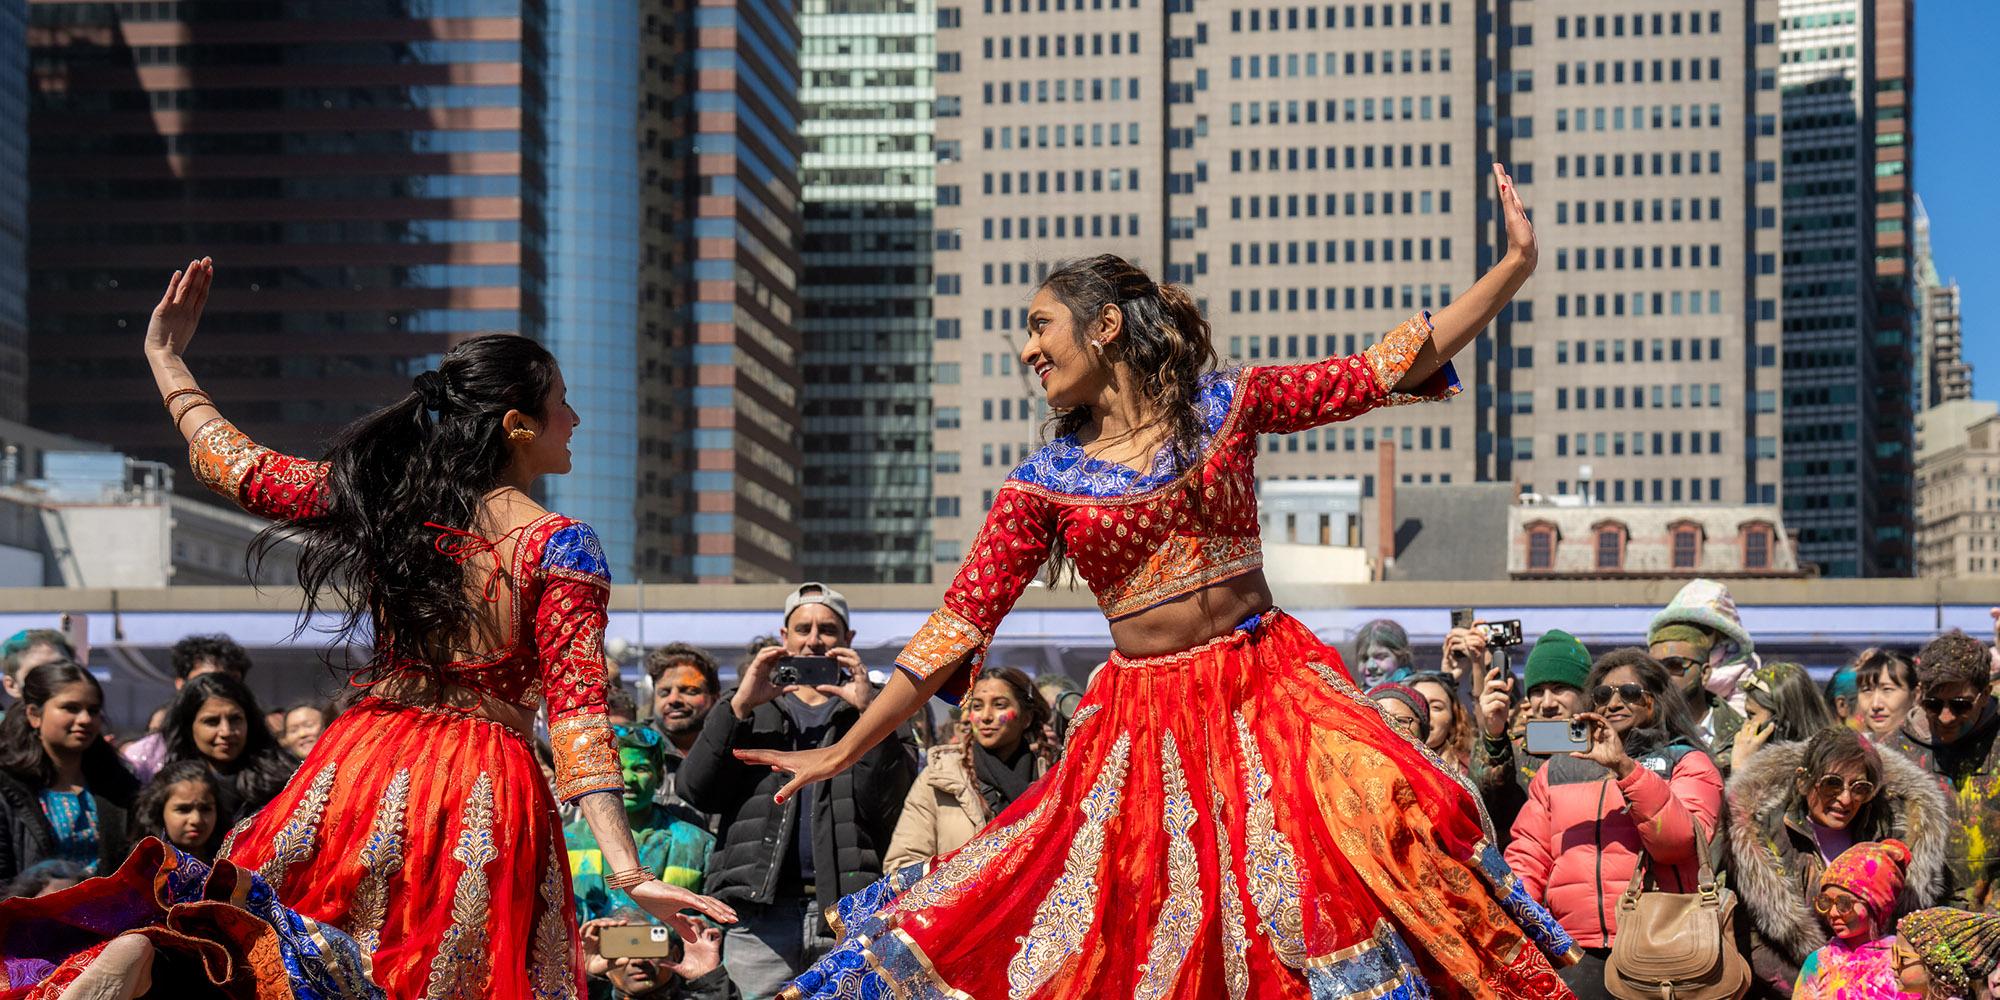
[16,578,2000,999]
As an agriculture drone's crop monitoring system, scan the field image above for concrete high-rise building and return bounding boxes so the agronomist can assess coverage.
[798,0,936,584]
[930,0,1783,564]
[1776,0,1914,577]
[0,0,24,424]
[1913,196,1969,409]
[1916,400,2000,578]
[26,3,532,484]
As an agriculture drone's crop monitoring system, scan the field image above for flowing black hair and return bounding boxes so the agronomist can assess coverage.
[0,661,138,799]
[163,672,298,818]
[253,333,562,679]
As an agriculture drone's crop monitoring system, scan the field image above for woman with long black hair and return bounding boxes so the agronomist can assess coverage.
[746,166,1579,999]
[160,672,298,826]
[1,259,734,999]
[0,661,138,881]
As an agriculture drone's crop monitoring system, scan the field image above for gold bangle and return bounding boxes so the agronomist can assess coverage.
[169,394,214,426]
[162,386,208,411]
[605,866,656,892]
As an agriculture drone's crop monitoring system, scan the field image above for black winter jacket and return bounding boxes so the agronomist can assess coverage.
[678,691,917,911]
[0,768,137,882]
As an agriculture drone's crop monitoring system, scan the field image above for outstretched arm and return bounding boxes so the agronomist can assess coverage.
[738,665,958,805]
[145,258,223,441]
[1397,163,1537,389]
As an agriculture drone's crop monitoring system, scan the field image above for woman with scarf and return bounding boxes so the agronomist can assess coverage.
[885,667,1058,871]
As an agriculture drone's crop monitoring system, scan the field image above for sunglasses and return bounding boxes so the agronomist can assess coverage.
[611,724,663,748]
[1812,892,1865,917]
[1657,657,1702,677]
[1590,683,1649,707]
[1920,694,1980,715]
[1810,773,1878,802]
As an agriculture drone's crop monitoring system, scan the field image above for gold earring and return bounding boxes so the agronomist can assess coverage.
[508,428,536,444]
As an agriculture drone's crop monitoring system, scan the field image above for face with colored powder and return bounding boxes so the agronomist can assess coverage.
[1814,888,1873,942]
[618,747,661,818]
[965,677,1032,756]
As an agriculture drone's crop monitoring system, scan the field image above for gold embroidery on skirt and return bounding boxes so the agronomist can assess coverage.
[261,761,337,894]
[530,846,577,1000]
[1134,733,1202,1000]
[1068,703,1102,732]
[1306,660,1499,845]
[1233,711,1307,967]
[350,769,412,955]
[218,816,252,861]
[425,773,497,1000]
[1211,787,1251,1000]
[892,786,1057,916]
[1005,731,1135,999]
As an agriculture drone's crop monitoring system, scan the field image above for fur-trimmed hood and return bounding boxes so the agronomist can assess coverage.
[1727,739,1951,966]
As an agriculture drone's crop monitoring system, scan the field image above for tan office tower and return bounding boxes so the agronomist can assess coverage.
[933,1,1782,562]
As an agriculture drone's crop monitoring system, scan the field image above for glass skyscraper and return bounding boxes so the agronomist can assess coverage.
[798,0,936,584]
[0,0,24,423]
[527,0,643,581]
[26,1,531,475]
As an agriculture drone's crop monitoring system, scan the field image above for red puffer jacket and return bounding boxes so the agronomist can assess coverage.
[1502,742,1725,949]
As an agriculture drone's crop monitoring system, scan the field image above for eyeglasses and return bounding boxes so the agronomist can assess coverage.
[1812,892,1865,916]
[1590,683,1649,707]
[1920,694,1980,715]
[1810,773,1878,802]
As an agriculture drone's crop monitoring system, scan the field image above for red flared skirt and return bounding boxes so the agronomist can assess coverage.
[786,611,1581,1000]
[219,697,580,998]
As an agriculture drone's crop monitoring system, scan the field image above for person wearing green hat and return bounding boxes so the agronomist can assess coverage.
[1475,628,1591,845]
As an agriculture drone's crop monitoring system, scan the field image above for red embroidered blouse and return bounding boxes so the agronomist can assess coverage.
[897,313,1458,699]
[186,417,623,803]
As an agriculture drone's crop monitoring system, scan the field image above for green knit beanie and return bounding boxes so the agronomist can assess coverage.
[1524,629,1591,693]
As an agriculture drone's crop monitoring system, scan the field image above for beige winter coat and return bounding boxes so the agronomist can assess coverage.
[885,745,989,872]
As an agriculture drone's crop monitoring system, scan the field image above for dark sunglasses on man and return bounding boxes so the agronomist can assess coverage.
[1919,693,1980,716]
[1657,656,1703,678]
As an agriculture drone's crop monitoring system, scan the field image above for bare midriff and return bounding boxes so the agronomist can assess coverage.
[1105,569,1275,657]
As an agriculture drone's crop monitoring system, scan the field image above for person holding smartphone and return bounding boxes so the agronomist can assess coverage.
[1475,629,1591,846]
[581,908,740,1000]
[677,583,918,1000]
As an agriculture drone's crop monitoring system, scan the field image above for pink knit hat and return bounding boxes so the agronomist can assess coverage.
[1819,839,1912,929]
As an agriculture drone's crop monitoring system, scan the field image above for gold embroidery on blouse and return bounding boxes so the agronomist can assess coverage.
[1133,733,1202,1000]
[350,768,412,955]
[1006,731,1134,999]
[549,711,622,802]
[1099,533,1264,620]
[1212,787,1251,1000]
[261,761,336,894]
[895,607,990,682]
[1234,711,1307,968]
[530,846,577,1000]
[188,417,272,504]
[425,772,497,1000]
[1361,313,1434,393]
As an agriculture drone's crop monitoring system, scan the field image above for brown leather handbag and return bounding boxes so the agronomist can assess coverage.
[1603,822,1750,1000]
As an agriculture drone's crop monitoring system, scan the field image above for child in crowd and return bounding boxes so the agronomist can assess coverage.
[129,760,224,862]
[1792,839,1910,999]
[1893,908,2000,1000]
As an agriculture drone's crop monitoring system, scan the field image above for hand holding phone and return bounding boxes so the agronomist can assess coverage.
[774,655,845,689]
[598,924,683,962]
[1522,718,1592,756]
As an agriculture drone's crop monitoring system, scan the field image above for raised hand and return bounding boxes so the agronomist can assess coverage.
[145,258,213,360]
[1568,711,1635,779]
[662,913,726,981]
[1493,163,1535,269]
[734,744,851,805]
[627,879,738,928]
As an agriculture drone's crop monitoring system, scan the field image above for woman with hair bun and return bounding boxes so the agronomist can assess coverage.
[750,167,1580,999]
[0,260,732,999]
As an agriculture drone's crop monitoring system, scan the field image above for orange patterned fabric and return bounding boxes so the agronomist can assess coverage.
[188,417,329,519]
[900,316,1458,697]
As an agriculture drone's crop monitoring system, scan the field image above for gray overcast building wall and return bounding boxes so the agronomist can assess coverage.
[799,0,936,584]
[0,0,24,423]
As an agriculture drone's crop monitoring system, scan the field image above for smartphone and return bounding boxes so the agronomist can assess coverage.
[1478,619,1525,649]
[600,924,683,962]
[1523,718,1593,756]
[775,655,846,689]
[59,613,89,667]
[1450,607,1476,630]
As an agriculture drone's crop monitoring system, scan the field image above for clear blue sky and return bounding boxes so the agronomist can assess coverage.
[1916,2,2000,398]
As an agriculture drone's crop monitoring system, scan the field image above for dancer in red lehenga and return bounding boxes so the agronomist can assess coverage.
[747,165,1577,1000]
[5,260,734,999]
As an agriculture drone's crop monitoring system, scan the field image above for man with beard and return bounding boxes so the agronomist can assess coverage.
[646,643,723,825]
